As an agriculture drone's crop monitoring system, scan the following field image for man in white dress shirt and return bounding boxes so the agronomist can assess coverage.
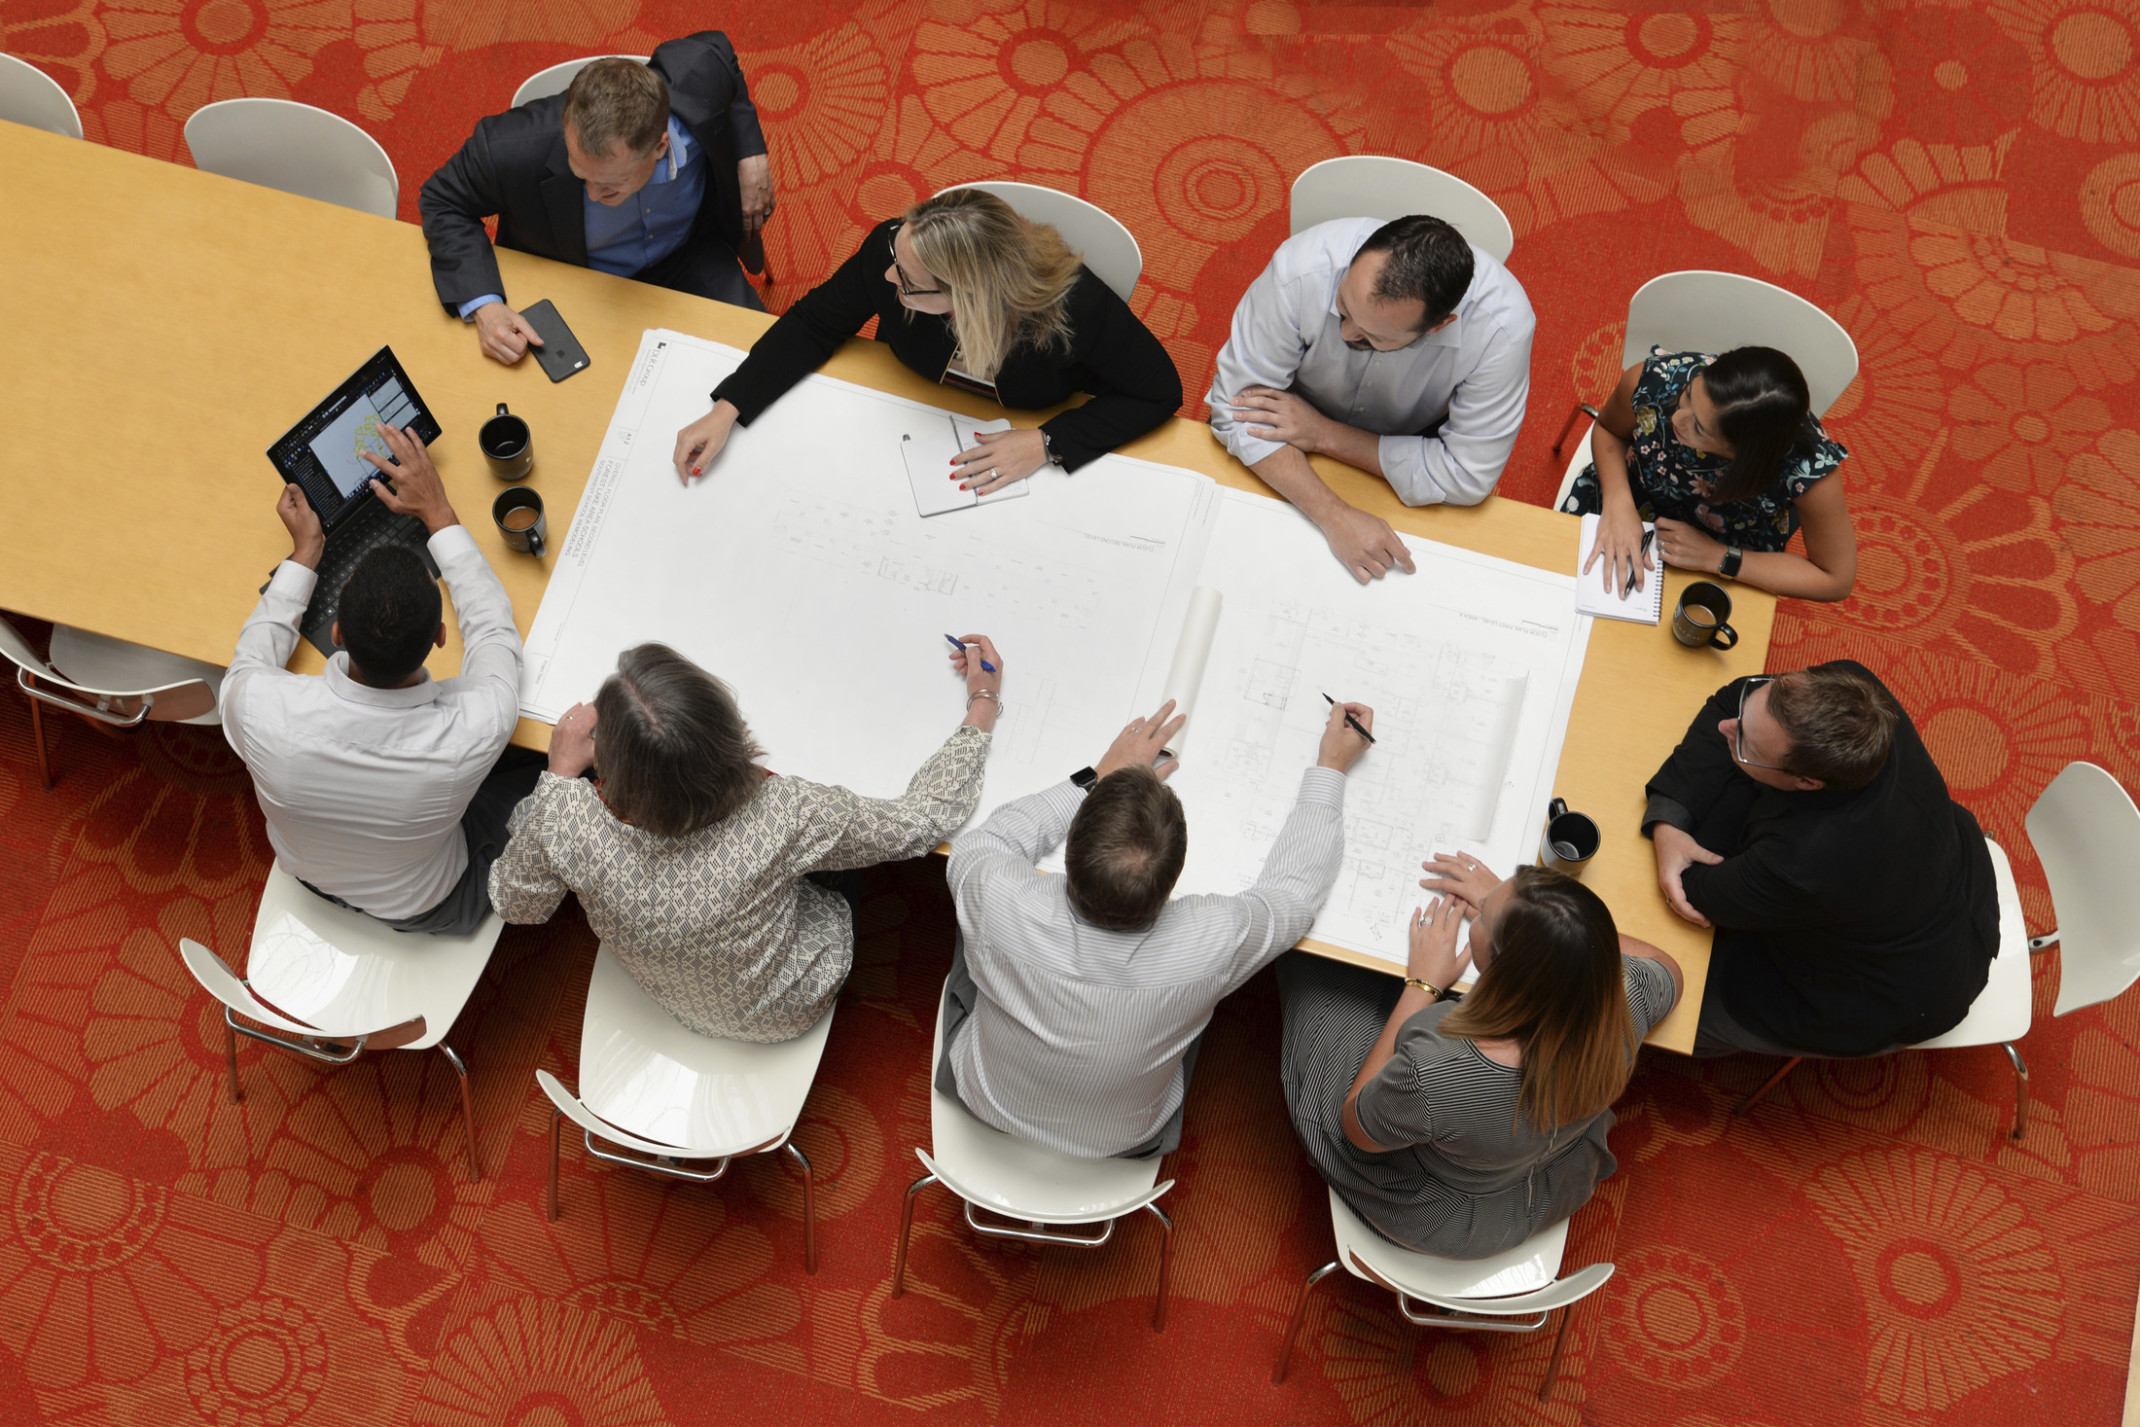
[939,697,1372,1159]
[221,424,533,936]
[1208,215,1536,583]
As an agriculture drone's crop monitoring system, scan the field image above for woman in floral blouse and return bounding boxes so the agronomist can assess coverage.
[1563,347,1856,602]
[489,638,1003,1043]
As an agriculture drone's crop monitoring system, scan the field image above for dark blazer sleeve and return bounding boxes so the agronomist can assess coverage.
[650,31,761,257]
[418,109,525,313]
[711,223,892,422]
[1680,842,1820,931]
[1643,678,1753,836]
[1038,276,1184,471]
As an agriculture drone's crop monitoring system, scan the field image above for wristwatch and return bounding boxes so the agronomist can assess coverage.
[1040,430,1065,468]
[1720,545,1744,579]
[1070,766,1099,792]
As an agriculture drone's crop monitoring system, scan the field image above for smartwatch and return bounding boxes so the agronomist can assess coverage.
[1070,766,1099,792]
[1720,545,1744,579]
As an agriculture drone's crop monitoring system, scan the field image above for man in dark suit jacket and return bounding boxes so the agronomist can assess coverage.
[420,34,775,364]
[1643,660,1998,1058]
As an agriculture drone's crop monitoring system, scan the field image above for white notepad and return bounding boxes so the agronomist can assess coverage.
[901,414,1026,517]
[1574,513,1664,624]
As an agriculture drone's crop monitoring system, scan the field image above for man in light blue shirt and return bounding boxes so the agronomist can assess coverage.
[1209,216,1536,584]
[421,37,775,364]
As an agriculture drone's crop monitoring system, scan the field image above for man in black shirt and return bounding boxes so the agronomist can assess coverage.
[1643,661,1998,1058]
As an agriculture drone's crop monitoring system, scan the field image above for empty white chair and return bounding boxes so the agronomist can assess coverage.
[0,53,81,138]
[536,944,831,1272]
[1550,271,1859,510]
[1734,764,2140,1140]
[0,613,221,790]
[932,181,1143,303]
[511,55,652,109]
[184,99,399,219]
[177,860,503,1180]
[1273,1189,1613,1399]
[1289,156,1515,264]
[891,979,1176,1329]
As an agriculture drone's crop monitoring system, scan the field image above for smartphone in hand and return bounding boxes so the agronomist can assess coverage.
[521,299,590,383]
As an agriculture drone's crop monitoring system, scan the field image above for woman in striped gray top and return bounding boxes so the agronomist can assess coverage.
[1277,861,1682,1259]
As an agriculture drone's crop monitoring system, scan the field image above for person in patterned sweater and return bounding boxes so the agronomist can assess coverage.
[489,638,1002,1042]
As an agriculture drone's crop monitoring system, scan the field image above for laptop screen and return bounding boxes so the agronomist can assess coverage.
[267,347,443,532]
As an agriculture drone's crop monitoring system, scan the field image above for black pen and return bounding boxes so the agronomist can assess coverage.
[1323,692,1375,744]
[1624,527,1656,597]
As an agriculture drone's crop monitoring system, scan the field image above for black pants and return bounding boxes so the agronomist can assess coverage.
[302,746,545,937]
[636,229,766,313]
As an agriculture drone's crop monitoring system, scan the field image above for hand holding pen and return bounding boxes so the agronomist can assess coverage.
[948,633,1004,731]
[1624,527,1656,597]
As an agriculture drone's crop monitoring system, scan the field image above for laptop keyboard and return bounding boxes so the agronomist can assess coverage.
[299,503,436,657]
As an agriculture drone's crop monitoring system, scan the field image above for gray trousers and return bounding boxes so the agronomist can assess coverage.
[302,747,545,937]
[933,933,1199,1160]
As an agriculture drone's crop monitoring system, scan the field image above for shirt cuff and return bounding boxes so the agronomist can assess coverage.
[1642,794,1693,837]
[268,559,319,603]
[1210,414,1285,470]
[1298,765,1348,807]
[427,524,477,561]
[458,295,503,320]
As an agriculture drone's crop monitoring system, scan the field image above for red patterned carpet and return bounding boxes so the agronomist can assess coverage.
[7,0,2140,1421]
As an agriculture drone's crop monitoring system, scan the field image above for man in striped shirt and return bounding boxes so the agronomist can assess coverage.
[940,698,1373,1158]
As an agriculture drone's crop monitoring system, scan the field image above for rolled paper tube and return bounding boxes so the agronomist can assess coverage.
[1158,586,1223,754]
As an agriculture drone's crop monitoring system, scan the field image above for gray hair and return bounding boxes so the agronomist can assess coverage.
[591,644,764,837]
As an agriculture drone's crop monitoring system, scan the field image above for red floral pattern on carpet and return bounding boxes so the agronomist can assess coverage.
[6,0,2140,1419]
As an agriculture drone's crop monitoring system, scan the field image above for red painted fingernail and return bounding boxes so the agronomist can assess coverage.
[690,467,701,475]
[959,483,969,491]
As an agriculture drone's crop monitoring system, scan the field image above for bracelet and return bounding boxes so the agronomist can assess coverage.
[1403,978,1444,999]
[966,689,1003,713]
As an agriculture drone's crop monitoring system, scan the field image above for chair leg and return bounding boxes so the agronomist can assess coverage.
[29,694,51,790]
[1143,1201,1174,1333]
[1549,401,1585,458]
[889,1172,938,1298]
[439,1043,480,1183]
[785,1139,817,1275]
[223,1019,242,1104]
[546,1109,561,1222]
[2003,1042,2030,1142]
[1538,1301,1578,1400]
[1732,1056,1802,1117]
[1273,1261,1341,1385]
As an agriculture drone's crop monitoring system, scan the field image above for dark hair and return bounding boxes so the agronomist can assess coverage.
[1765,663,1898,792]
[1701,347,1820,504]
[1438,868,1634,1132]
[1355,215,1475,325]
[1063,766,1188,931]
[562,57,670,156]
[591,643,765,837]
[337,546,441,686]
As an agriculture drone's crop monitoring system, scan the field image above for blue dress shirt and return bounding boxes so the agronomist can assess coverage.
[459,116,706,318]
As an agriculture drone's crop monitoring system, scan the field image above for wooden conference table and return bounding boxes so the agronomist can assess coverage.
[0,121,1774,1052]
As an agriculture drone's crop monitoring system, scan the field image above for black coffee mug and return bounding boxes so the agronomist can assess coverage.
[493,486,545,557]
[1539,797,1600,875]
[480,402,533,482]
[1673,580,1740,650]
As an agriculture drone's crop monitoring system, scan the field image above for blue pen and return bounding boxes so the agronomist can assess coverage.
[945,634,997,673]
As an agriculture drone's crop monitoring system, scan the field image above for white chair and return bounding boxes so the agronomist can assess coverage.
[511,55,652,109]
[1273,1189,1613,1399]
[176,860,503,1181]
[1734,765,2140,1140]
[184,99,399,219]
[0,53,81,138]
[890,979,1177,1329]
[0,614,222,790]
[1289,156,1515,264]
[1549,271,1860,511]
[536,944,832,1273]
[932,181,1143,303]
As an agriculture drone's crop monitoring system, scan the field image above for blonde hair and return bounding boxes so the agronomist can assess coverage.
[1438,868,1637,1132]
[903,189,1082,381]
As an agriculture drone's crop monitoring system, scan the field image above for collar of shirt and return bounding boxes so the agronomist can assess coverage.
[323,652,441,708]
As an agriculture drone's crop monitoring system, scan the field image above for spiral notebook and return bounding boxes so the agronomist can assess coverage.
[1573,514,1663,624]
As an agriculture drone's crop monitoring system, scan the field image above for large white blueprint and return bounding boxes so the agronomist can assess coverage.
[522,330,1218,824]
[1141,492,1593,968]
